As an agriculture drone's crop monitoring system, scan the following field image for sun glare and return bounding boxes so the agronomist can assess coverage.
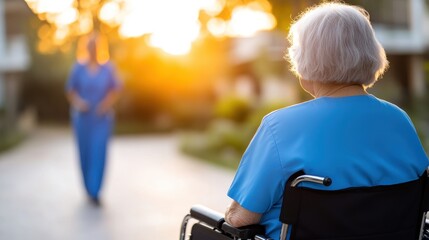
[117,0,160,38]
[207,18,227,38]
[227,5,276,37]
[26,0,74,14]
[52,7,78,26]
[200,0,225,16]
[98,1,122,27]
[25,0,277,55]
[116,0,203,55]
[77,12,93,35]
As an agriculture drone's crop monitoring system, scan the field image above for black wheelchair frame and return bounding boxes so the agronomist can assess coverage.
[180,170,429,240]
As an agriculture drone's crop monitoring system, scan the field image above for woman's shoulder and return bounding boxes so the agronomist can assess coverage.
[264,99,321,122]
[369,95,406,113]
[361,95,412,124]
[263,95,410,126]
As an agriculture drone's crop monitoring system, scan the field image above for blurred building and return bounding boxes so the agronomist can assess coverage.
[357,0,429,104]
[0,0,31,133]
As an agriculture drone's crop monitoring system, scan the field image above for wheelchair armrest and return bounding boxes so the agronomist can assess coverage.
[189,205,267,239]
[221,222,266,239]
[190,205,225,229]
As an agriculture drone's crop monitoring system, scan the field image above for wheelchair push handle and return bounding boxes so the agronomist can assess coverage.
[291,175,332,188]
[280,174,332,240]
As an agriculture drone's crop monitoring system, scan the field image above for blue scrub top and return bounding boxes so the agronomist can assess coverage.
[228,94,429,239]
[66,61,121,114]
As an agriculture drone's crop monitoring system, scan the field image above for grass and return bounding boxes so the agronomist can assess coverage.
[0,130,25,153]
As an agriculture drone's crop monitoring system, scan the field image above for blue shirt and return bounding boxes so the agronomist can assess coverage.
[227,95,429,239]
[66,62,121,114]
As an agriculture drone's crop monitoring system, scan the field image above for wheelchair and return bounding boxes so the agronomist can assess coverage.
[180,170,429,240]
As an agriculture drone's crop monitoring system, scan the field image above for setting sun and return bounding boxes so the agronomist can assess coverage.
[116,0,202,55]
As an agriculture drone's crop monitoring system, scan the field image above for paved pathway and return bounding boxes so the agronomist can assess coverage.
[0,127,236,240]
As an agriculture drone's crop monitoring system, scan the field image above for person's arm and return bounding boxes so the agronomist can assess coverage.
[97,63,122,115]
[66,90,89,112]
[97,89,120,115]
[65,63,89,112]
[226,118,286,229]
[225,200,262,227]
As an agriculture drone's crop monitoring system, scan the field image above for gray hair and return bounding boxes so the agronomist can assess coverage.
[286,2,388,88]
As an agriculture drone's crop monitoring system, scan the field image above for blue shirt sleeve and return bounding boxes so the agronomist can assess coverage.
[227,118,285,213]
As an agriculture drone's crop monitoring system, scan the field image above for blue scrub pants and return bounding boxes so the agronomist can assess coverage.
[72,111,113,199]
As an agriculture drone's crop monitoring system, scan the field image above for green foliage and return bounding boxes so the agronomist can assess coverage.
[407,61,429,153]
[214,96,252,122]
[0,129,25,153]
[424,61,429,74]
[180,100,290,169]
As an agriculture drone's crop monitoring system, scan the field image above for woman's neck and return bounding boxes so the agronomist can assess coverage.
[314,83,367,98]
[87,58,98,67]
[301,80,367,98]
[86,59,100,75]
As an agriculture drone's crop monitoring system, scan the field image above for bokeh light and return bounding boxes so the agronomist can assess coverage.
[98,1,122,27]
[227,4,277,37]
[201,0,225,16]
[25,0,277,55]
[207,18,228,38]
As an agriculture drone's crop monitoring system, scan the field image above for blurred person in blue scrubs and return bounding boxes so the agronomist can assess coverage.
[66,33,121,205]
[224,2,429,239]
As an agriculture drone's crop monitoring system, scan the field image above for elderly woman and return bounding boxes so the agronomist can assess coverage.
[225,2,429,239]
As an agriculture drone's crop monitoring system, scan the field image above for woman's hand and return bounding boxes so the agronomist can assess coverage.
[73,97,89,112]
[225,201,262,227]
[96,90,120,116]
[96,102,111,115]
[67,91,89,112]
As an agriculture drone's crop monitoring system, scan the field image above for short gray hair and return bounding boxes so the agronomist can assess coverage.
[286,2,388,88]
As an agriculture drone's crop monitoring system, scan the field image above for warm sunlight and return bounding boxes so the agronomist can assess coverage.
[200,0,225,16]
[77,11,93,35]
[117,0,202,55]
[98,1,122,27]
[207,18,227,38]
[227,4,277,37]
[25,0,74,14]
[50,7,78,27]
[117,0,160,38]
[25,0,277,55]
[148,20,200,55]
[26,0,77,28]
